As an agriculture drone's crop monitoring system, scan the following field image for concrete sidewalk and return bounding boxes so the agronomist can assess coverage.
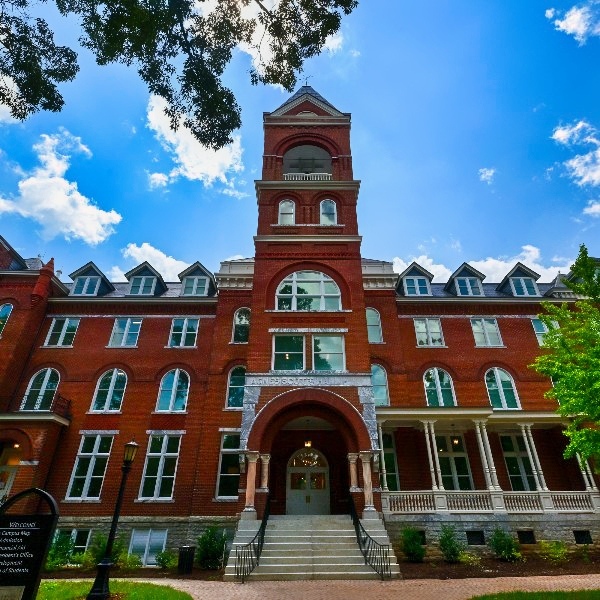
[134,574,600,600]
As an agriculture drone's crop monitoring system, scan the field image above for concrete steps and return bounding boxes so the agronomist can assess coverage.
[223,514,401,581]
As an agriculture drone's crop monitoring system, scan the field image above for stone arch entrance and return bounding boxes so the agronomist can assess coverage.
[286,447,330,515]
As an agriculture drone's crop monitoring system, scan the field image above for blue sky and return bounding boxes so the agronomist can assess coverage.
[1,1,599,284]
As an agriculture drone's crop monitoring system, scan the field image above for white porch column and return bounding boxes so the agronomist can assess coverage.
[242,451,260,518]
[259,453,270,491]
[422,420,438,490]
[519,424,543,491]
[359,451,377,516]
[526,424,548,490]
[377,423,389,492]
[429,421,444,490]
[480,421,501,489]
[348,453,359,491]
[578,454,598,491]
[474,420,493,490]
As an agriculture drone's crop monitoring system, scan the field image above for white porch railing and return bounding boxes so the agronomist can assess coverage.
[283,173,332,181]
[381,490,600,514]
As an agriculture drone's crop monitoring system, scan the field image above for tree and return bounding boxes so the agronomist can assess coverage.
[0,0,357,148]
[532,244,600,462]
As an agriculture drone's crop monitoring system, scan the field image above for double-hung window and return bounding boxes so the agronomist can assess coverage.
[216,433,240,498]
[45,318,80,346]
[67,434,113,499]
[272,334,345,371]
[273,335,305,370]
[182,276,208,296]
[371,364,390,406]
[414,318,444,346]
[91,369,127,412]
[168,318,199,347]
[320,199,337,224]
[471,318,502,346]
[313,335,345,371]
[500,434,536,491]
[510,277,538,296]
[129,529,167,566]
[232,308,250,343]
[278,200,295,225]
[404,277,430,296]
[531,318,552,346]
[486,367,520,409]
[366,308,383,343]
[226,366,246,408]
[72,276,100,296]
[0,303,13,335]
[139,434,181,500]
[109,318,142,347]
[130,276,156,295]
[156,369,189,412]
[456,277,482,296]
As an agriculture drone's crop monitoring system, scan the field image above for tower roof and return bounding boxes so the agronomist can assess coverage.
[270,85,345,117]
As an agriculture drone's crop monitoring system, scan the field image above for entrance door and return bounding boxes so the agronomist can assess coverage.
[286,448,330,515]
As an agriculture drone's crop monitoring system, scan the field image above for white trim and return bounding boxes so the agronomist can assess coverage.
[155,369,190,412]
[44,317,81,346]
[90,368,127,412]
[129,275,157,296]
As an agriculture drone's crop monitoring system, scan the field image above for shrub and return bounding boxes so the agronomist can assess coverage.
[458,550,481,567]
[156,549,179,570]
[86,533,127,564]
[438,524,465,563]
[44,533,75,571]
[197,527,226,569]
[489,527,521,562]
[116,551,143,569]
[539,540,569,564]
[75,550,98,571]
[401,527,426,562]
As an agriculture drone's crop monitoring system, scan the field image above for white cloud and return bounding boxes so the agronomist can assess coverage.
[553,120,600,187]
[146,95,244,192]
[324,32,344,53]
[583,200,600,216]
[148,171,169,189]
[392,245,572,283]
[0,105,17,124]
[478,167,496,184]
[110,242,190,281]
[552,120,593,144]
[0,129,121,244]
[547,2,600,43]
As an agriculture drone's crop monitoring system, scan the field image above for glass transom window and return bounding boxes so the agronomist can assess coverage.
[276,271,341,311]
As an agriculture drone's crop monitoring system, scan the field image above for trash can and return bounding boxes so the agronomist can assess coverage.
[178,545,196,574]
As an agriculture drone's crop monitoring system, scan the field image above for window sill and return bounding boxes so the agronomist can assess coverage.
[105,345,138,349]
[164,346,197,349]
[62,499,101,503]
[416,345,448,348]
[369,341,386,345]
[474,345,506,348]
[213,497,239,502]
[152,411,188,415]
[229,342,249,345]
[42,345,74,349]
[87,410,122,415]
[135,499,175,503]
[265,309,352,313]
[224,407,243,411]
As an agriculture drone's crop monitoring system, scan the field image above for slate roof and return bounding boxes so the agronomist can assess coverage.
[272,85,340,114]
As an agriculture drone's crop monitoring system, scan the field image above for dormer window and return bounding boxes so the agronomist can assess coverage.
[182,276,208,296]
[130,276,156,295]
[320,199,337,225]
[72,276,100,296]
[455,277,482,296]
[510,277,538,296]
[404,277,430,296]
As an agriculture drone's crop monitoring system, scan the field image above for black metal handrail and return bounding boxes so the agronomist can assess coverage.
[234,495,270,582]
[349,496,391,580]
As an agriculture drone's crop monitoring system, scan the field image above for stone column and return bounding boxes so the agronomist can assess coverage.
[242,451,259,519]
[259,453,270,491]
[377,423,389,492]
[359,451,377,517]
[348,453,359,491]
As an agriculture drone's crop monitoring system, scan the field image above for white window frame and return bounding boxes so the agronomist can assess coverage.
[382,431,400,491]
[129,276,157,296]
[436,434,474,490]
[56,529,92,554]
[129,529,167,566]
[312,334,345,372]
[403,276,431,296]
[72,276,101,296]
[108,317,142,347]
[66,434,113,500]
[366,308,383,343]
[276,271,342,311]
[216,432,241,499]
[44,317,80,347]
[91,369,127,412]
[500,434,536,491]
[139,434,181,500]
[226,366,246,409]
[272,334,306,371]
[182,276,208,296]
[21,368,60,410]
[455,277,482,296]
[531,318,551,346]
[371,364,390,406]
[232,308,251,343]
[470,318,503,347]
[485,367,520,410]
[0,303,14,335]
[510,277,539,297]
[320,199,337,225]
[156,369,190,412]
[278,199,295,225]
[414,318,445,347]
[168,317,199,348]
[423,367,456,407]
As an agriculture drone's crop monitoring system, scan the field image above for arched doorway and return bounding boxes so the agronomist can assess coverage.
[286,447,330,515]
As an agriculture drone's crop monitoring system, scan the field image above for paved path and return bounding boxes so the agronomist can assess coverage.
[132,575,600,600]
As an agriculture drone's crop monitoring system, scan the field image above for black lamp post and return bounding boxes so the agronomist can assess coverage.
[87,440,139,600]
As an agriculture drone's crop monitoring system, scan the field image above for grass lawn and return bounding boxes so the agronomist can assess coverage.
[472,592,600,600]
[37,580,193,599]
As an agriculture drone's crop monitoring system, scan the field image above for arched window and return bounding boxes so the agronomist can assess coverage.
[282,144,332,175]
[366,308,383,343]
[423,368,456,407]
[320,199,337,225]
[21,368,59,410]
[486,368,520,409]
[278,200,295,225]
[91,369,127,411]
[156,369,190,412]
[0,303,13,335]
[371,364,389,406]
[276,271,341,311]
[227,366,246,408]
[232,308,250,343]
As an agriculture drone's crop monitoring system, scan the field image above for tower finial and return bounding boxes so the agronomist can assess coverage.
[303,75,312,86]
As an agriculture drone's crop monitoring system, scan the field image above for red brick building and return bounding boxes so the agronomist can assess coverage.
[1,87,598,562]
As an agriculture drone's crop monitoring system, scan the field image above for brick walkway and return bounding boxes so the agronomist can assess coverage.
[137,575,600,600]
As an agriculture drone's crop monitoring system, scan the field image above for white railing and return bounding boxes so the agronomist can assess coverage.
[387,492,435,513]
[503,492,543,512]
[283,173,332,181]
[551,492,594,511]
[446,491,493,512]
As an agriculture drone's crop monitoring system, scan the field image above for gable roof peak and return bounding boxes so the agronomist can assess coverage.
[270,85,345,117]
